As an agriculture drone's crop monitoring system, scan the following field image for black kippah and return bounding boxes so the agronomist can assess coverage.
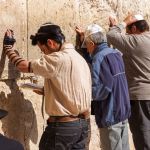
[30,23,65,45]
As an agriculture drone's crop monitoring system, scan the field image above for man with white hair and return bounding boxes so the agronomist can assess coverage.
[76,24,131,150]
[107,13,150,150]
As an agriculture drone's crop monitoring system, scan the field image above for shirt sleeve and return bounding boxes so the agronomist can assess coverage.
[106,24,132,54]
[30,53,60,78]
[92,56,113,101]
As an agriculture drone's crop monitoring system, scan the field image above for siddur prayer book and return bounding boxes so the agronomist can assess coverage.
[20,83,43,90]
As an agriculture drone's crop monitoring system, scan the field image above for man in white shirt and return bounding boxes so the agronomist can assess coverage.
[3,23,92,150]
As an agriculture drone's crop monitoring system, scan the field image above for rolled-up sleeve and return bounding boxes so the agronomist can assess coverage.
[30,54,60,78]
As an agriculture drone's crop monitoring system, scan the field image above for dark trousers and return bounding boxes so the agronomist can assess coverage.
[39,119,89,150]
[129,100,150,150]
[0,134,24,150]
[86,118,91,150]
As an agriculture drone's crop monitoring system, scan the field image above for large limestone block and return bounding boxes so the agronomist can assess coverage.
[1,0,150,78]
[0,0,27,79]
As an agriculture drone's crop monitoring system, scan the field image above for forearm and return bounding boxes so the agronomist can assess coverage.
[107,23,127,51]
[4,45,30,73]
[107,23,124,40]
[75,33,92,64]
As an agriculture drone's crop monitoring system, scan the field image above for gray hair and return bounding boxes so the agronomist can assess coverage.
[85,32,107,45]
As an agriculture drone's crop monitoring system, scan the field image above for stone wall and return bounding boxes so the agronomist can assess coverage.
[0,0,150,149]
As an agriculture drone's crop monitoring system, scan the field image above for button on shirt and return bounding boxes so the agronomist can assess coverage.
[30,43,92,116]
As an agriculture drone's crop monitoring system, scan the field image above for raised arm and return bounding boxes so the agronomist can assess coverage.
[3,29,31,73]
[107,13,138,53]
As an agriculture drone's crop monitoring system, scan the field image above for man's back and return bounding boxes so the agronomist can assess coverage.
[107,26,150,100]
[91,43,130,127]
[122,32,150,100]
[31,43,92,116]
[107,14,150,150]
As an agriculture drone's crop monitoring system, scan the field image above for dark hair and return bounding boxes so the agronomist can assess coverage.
[127,20,149,32]
[30,22,65,46]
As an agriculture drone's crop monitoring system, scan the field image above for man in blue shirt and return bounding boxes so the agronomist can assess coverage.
[76,24,131,150]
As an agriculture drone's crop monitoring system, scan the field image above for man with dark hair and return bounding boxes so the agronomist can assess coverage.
[3,23,92,150]
[125,18,149,34]
[107,13,150,150]
[0,109,24,150]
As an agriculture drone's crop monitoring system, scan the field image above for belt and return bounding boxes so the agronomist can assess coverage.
[48,110,90,123]
[48,116,78,123]
[78,110,90,119]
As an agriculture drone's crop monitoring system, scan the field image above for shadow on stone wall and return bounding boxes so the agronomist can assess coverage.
[0,53,38,150]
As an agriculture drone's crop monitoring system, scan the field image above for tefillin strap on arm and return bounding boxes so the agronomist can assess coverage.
[4,46,26,67]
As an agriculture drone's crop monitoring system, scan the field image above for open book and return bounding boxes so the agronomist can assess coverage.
[20,83,43,90]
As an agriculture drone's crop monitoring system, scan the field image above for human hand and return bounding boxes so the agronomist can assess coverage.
[3,29,16,46]
[123,12,137,26]
[109,15,118,27]
[75,26,85,43]
[75,26,84,36]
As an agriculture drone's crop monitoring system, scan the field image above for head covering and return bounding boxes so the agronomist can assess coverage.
[0,109,8,119]
[127,14,146,32]
[30,23,65,45]
[81,24,103,48]
[37,23,62,36]
[134,14,144,21]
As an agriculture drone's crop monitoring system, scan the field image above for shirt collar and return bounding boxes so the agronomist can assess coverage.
[92,42,108,56]
[60,43,74,51]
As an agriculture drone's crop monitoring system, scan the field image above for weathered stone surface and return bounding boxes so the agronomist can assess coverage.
[0,0,27,79]
[0,0,150,149]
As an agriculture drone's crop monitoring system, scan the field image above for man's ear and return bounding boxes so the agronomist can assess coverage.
[89,40,95,46]
[47,39,53,47]
[47,39,58,49]
[131,25,137,33]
